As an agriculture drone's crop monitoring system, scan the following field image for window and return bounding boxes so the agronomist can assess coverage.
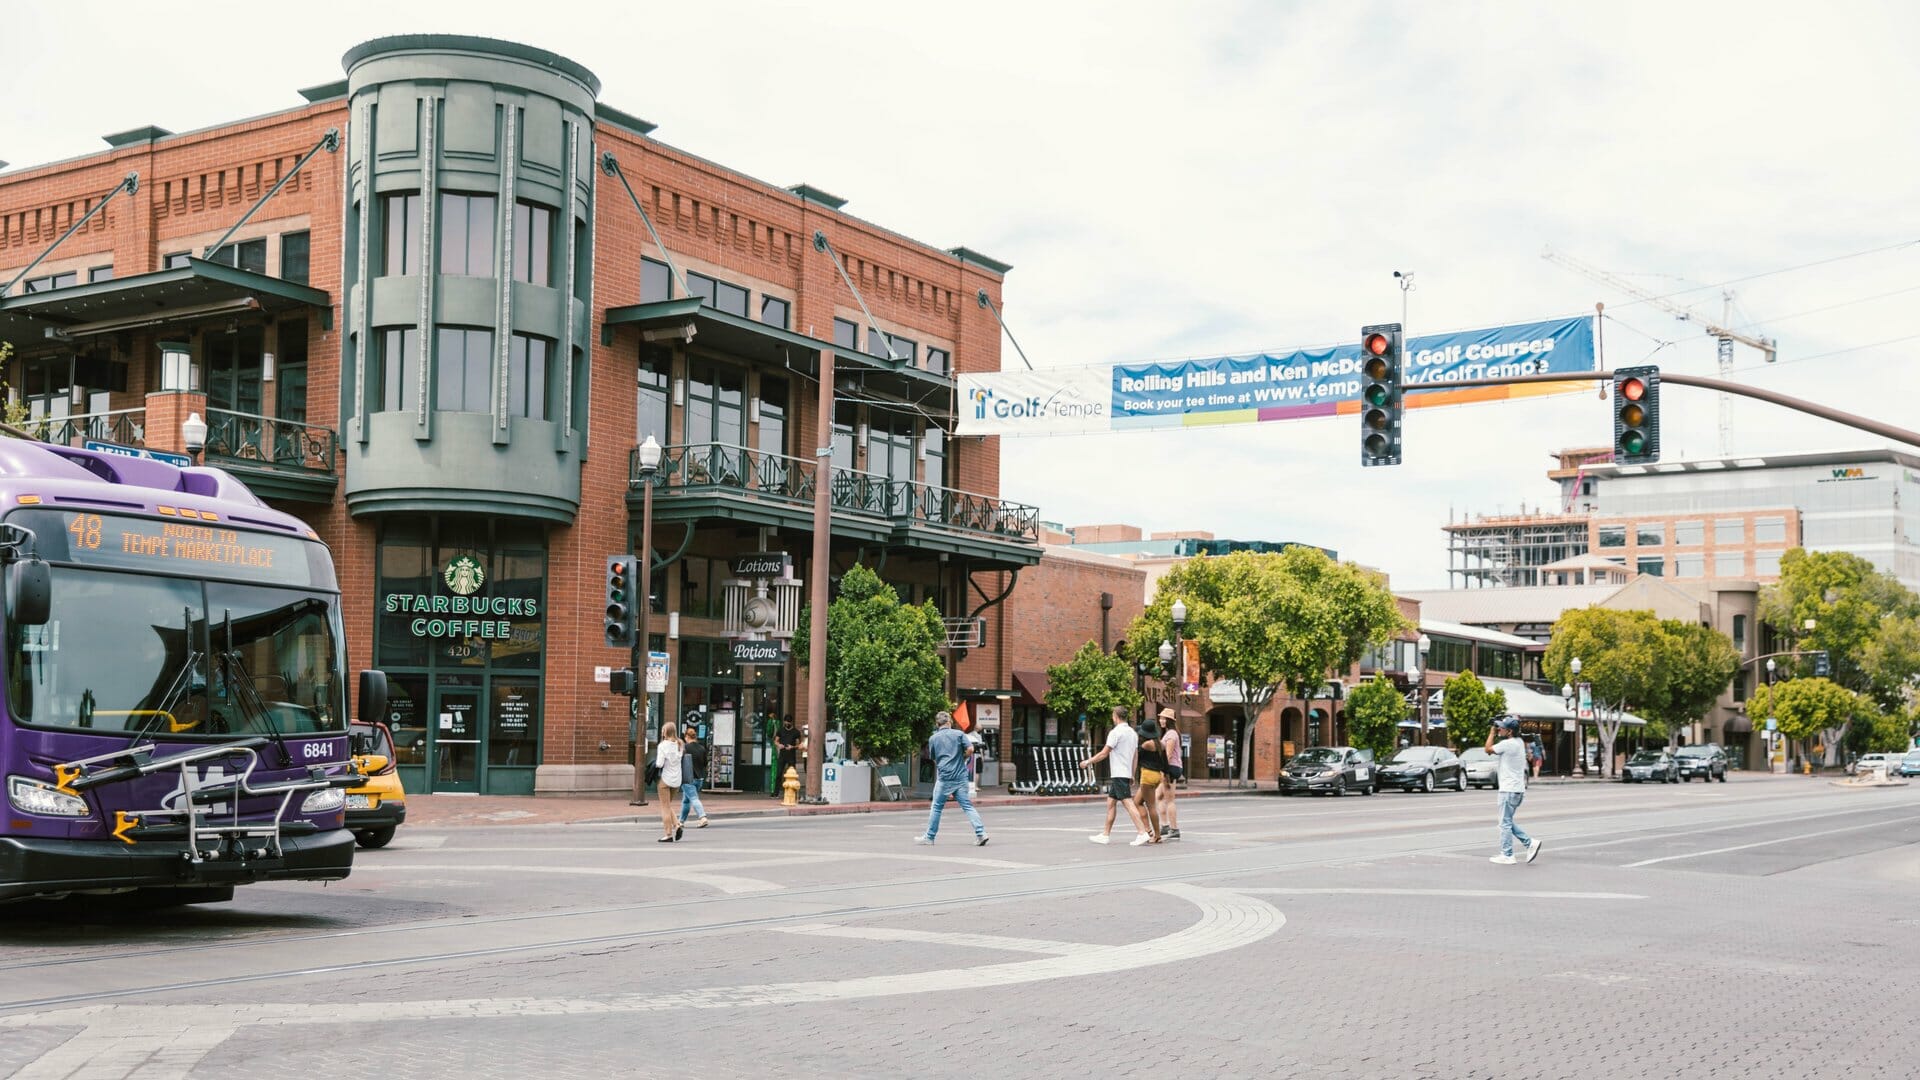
[436,327,493,413]
[1715,551,1745,577]
[21,271,77,294]
[1733,671,1748,703]
[165,252,192,269]
[866,330,914,364]
[280,231,310,285]
[1425,636,1472,674]
[685,358,744,447]
[759,295,790,329]
[379,193,422,275]
[922,423,946,486]
[1636,555,1665,577]
[1732,614,1747,653]
[208,238,267,275]
[1753,550,1783,577]
[637,345,669,445]
[641,257,671,303]
[1755,517,1787,543]
[276,317,309,426]
[1597,525,1626,548]
[833,318,858,350]
[925,347,951,376]
[440,193,497,277]
[871,412,914,483]
[831,401,858,472]
[1475,646,1522,680]
[1715,518,1744,545]
[1674,520,1704,546]
[508,334,552,420]
[1675,554,1705,578]
[376,328,421,413]
[511,202,553,286]
[757,376,786,456]
[88,266,113,283]
[203,326,265,415]
[685,271,748,317]
[1635,523,1665,546]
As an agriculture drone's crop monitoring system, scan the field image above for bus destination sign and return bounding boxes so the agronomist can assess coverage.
[8,509,323,588]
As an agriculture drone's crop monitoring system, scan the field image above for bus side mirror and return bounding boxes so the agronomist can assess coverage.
[358,670,388,727]
[7,558,49,627]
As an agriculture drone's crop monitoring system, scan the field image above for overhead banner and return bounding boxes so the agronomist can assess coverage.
[957,316,1595,436]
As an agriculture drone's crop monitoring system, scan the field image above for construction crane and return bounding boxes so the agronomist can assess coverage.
[1544,248,1777,456]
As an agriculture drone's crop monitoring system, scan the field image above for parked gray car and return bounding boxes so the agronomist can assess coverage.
[1623,749,1680,783]
[1278,746,1377,796]
[1459,747,1499,789]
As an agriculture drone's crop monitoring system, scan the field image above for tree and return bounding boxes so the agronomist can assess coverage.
[1044,641,1139,739]
[791,564,947,762]
[1746,676,1862,768]
[1345,675,1408,762]
[1859,613,1920,715]
[1440,670,1507,751]
[1542,607,1667,776]
[1120,548,1409,784]
[1645,620,1740,752]
[0,342,28,429]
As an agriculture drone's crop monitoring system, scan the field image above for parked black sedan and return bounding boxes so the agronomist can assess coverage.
[1278,747,1377,796]
[1623,749,1681,783]
[1377,746,1467,792]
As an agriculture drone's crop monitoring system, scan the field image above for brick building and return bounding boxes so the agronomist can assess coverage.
[0,35,1059,796]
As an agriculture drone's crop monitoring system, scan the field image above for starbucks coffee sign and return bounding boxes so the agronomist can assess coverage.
[385,554,541,640]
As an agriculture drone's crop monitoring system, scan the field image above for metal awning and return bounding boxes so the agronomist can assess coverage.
[0,259,332,352]
[1427,678,1647,726]
[1011,669,1051,706]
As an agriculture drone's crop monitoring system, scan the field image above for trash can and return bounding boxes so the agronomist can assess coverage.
[821,762,873,805]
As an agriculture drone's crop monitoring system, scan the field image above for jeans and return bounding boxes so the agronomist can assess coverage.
[1497,790,1533,857]
[924,775,984,840]
[680,778,706,822]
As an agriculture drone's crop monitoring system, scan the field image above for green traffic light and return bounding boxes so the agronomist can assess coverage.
[1621,431,1646,455]
[1364,383,1391,407]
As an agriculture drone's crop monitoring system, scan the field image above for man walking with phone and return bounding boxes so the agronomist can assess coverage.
[1486,715,1542,865]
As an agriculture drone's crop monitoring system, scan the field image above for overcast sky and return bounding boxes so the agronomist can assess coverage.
[6,1,1917,589]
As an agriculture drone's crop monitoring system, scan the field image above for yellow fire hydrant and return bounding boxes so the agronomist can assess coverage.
[781,766,801,806]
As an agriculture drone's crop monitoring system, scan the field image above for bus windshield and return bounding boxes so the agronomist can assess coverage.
[7,565,346,737]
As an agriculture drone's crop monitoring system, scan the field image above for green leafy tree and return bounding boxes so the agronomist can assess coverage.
[1044,641,1140,740]
[1542,607,1667,776]
[1440,670,1508,751]
[1860,702,1911,755]
[1645,619,1740,752]
[1120,547,1409,783]
[1345,675,1407,762]
[1859,613,1920,716]
[1759,549,1919,699]
[1746,676,1863,767]
[791,564,947,763]
[0,342,29,429]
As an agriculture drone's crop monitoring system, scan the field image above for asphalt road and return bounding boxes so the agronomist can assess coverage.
[3,776,1916,1079]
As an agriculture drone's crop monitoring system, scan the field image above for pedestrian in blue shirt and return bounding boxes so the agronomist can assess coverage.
[916,711,988,846]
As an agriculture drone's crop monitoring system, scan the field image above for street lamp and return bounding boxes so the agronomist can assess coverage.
[1414,633,1433,745]
[629,434,663,806]
[181,412,207,466]
[1570,657,1587,775]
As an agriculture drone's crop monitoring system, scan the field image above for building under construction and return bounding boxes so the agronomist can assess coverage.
[1443,448,1611,588]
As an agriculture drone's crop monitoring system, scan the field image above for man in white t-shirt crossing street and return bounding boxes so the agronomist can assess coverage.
[1081,705,1151,846]
[1486,715,1542,865]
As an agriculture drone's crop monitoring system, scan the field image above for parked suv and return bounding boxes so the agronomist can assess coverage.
[1674,743,1729,782]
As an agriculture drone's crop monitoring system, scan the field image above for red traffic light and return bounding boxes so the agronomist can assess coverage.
[1619,377,1646,402]
[1364,333,1390,356]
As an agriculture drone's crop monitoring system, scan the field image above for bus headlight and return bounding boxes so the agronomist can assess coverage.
[301,788,346,814]
[9,776,90,817]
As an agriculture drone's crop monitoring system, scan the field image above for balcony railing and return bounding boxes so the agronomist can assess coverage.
[21,408,147,449]
[631,442,1039,543]
[204,409,337,474]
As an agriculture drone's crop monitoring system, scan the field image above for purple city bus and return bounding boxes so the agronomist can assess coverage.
[0,438,384,906]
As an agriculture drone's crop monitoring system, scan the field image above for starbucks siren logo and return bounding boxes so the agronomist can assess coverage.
[443,555,486,596]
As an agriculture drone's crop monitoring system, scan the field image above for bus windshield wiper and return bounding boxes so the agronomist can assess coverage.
[153,605,207,734]
[223,608,291,766]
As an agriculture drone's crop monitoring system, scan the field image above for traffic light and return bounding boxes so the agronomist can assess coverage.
[608,668,637,695]
[1359,322,1403,467]
[1813,650,1831,678]
[1612,365,1660,464]
[604,554,637,648]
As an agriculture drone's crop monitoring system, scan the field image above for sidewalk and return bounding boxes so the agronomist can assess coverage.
[399,779,1266,828]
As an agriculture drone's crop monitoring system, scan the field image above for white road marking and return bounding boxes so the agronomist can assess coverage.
[1553,803,1911,853]
[1620,814,1920,868]
[1,883,1282,1080]
[1235,887,1644,900]
[773,923,1095,954]
[375,847,1035,896]
[422,846,1034,869]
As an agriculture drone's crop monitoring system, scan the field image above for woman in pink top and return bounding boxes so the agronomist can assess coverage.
[1157,709,1183,840]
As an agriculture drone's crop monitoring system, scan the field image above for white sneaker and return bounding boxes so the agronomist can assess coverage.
[1489,854,1518,865]
[913,836,935,846]
[1525,839,1543,863]
[1089,834,1111,845]
[1129,833,1152,847]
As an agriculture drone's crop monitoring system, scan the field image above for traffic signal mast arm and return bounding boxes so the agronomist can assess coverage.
[1414,369,1920,450]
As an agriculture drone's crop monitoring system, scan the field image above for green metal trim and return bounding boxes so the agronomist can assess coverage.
[298,80,349,103]
[603,298,825,358]
[787,183,848,210]
[887,523,1043,567]
[0,259,332,323]
[594,103,657,136]
[345,486,578,524]
[102,125,173,148]
[635,492,893,545]
[214,465,338,504]
[342,35,602,97]
[947,246,1014,276]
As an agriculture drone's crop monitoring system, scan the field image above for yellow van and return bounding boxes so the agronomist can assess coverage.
[346,720,408,848]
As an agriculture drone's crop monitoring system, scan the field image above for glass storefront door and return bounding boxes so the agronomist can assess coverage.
[432,676,483,792]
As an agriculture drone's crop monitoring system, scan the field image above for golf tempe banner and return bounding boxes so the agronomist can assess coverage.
[956,316,1596,437]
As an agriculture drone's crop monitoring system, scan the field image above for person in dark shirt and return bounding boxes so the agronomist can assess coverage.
[773,715,800,797]
[680,730,710,828]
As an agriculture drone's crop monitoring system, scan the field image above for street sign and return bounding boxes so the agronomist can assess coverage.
[730,639,788,666]
[593,665,611,684]
[729,551,791,577]
[1765,716,1777,731]
[84,440,191,467]
[1576,682,1593,721]
[645,650,670,693]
